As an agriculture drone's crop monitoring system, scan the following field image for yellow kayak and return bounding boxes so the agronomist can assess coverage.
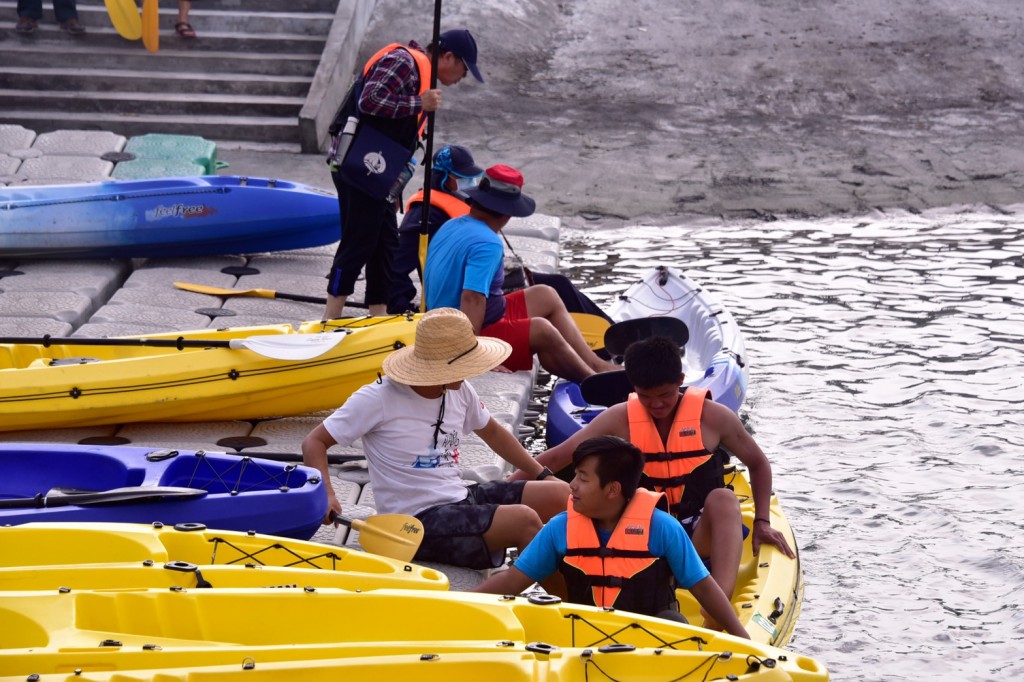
[0,522,447,592]
[0,315,417,431]
[677,464,804,648]
[0,588,828,680]
[1,651,816,682]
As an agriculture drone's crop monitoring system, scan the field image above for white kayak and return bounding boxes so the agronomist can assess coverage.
[547,265,749,446]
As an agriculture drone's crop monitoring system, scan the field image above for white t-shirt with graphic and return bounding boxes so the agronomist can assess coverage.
[321,376,490,516]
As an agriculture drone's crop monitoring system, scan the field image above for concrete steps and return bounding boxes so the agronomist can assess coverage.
[0,0,350,149]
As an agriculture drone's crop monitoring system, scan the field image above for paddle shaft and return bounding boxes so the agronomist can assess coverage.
[224,452,365,465]
[418,0,443,314]
[0,486,207,509]
[0,335,239,351]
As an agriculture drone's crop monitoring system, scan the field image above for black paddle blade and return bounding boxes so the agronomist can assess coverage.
[580,369,635,407]
[603,317,690,358]
[0,486,207,510]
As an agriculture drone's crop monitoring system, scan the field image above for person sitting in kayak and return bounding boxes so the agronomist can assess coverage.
[423,164,617,383]
[388,144,612,326]
[474,435,750,638]
[302,307,570,570]
[511,335,795,630]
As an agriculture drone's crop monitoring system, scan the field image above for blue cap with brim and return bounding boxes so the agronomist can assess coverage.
[439,28,483,83]
[434,144,484,178]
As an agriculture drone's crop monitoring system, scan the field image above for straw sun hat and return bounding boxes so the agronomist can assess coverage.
[382,308,511,386]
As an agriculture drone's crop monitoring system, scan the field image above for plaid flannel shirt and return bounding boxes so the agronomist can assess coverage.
[359,41,426,120]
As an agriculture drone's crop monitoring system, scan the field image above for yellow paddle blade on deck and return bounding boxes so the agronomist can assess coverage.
[173,281,327,304]
[175,281,278,299]
[104,0,142,40]
[334,513,425,563]
[141,0,159,52]
[570,312,612,351]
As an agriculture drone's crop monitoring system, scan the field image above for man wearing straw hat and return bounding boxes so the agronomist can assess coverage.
[302,308,569,570]
[423,165,616,383]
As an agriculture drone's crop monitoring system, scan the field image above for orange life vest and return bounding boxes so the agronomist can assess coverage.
[627,387,726,520]
[404,189,470,218]
[361,43,433,138]
[560,489,676,615]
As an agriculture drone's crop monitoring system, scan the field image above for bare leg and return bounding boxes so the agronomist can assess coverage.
[524,285,617,373]
[482,505,543,556]
[529,319,597,383]
[521,479,571,522]
[177,0,191,23]
[689,488,743,630]
[367,303,387,316]
[324,294,346,320]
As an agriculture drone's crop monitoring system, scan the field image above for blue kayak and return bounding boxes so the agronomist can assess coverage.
[0,443,327,539]
[0,175,339,258]
[546,266,749,447]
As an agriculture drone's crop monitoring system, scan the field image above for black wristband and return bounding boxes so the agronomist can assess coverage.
[536,466,554,480]
[754,517,770,524]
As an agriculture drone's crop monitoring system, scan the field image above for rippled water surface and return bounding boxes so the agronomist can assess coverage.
[558,208,1024,681]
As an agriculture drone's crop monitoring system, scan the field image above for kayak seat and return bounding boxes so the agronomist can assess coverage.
[580,369,634,407]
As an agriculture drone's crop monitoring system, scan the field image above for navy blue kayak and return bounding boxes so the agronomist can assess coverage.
[0,443,327,539]
[546,266,749,447]
[0,175,338,258]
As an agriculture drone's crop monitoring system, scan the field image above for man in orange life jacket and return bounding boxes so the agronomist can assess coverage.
[387,143,484,314]
[514,336,795,630]
[323,29,482,320]
[474,435,750,637]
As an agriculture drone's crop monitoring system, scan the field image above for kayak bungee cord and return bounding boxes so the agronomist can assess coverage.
[207,536,344,570]
[566,611,709,650]
[180,452,310,497]
[579,648,724,682]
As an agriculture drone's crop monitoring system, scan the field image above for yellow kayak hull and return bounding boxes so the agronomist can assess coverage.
[1,651,813,682]
[0,522,448,592]
[0,316,417,431]
[0,588,828,680]
[677,465,804,648]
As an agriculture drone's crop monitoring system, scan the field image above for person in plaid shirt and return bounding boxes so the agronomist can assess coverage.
[324,29,483,321]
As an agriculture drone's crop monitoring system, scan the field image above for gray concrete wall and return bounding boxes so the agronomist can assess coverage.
[298,0,378,153]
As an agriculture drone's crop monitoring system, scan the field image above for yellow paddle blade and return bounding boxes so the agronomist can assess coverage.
[141,0,159,52]
[570,312,612,351]
[173,281,277,299]
[104,0,142,40]
[335,513,424,563]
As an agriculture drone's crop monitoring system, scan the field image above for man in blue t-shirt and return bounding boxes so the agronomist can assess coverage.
[423,164,616,383]
[473,436,750,638]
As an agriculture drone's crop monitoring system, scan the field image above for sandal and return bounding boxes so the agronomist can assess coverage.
[175,22,196,38]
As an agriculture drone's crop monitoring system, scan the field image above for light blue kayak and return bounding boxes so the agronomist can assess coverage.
[0,175,339,258]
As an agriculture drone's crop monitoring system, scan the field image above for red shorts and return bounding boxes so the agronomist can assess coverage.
[481,290,534,372]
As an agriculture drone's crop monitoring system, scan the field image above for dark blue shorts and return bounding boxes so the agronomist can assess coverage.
[413,480,527,570]
[680,514,750,572]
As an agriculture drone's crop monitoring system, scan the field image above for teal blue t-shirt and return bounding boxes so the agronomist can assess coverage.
[513,508,710,589]
[423,215,505,324]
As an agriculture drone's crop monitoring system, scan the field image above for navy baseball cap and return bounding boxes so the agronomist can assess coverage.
[438,29,483,83]
[434,144,483,178]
